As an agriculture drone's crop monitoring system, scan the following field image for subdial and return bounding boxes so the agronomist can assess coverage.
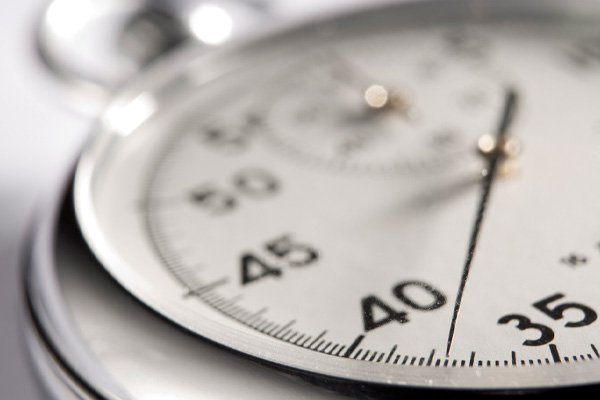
[257,47,507,176]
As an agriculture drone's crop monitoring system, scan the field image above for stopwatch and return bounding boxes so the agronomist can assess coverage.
[25,0,600,397]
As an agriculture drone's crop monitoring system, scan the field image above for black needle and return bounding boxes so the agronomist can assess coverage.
[445,87,519,357]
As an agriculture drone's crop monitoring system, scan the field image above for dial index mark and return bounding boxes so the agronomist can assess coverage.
[549,344,562,363]
[343,335,365,358]
[184,277,230,298]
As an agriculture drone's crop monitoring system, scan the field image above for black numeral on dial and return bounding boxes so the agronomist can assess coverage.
[190,168,279,215]
[498,293,597,347]
[533,293,597,328]
[362,280,447,332]
[362,296,409,332]
[497,314,555,347]
[241,234,319,285]
[198,114,261,152]
[241,253,282,285]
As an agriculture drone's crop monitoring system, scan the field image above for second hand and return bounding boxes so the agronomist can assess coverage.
[445,87,520,357]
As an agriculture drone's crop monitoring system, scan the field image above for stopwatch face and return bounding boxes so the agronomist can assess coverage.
[75,0,600,392]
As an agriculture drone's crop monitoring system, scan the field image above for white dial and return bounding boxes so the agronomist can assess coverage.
[75,0,600,391]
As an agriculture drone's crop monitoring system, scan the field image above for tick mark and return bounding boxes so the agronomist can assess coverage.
[343,335,365,358]
[592,344,600,358]
[427,350,436,367]
[309,331,328,349]
[385,345,397,364]
[274,320,296,337]
[549,344,562,363]
[184,277,230,298]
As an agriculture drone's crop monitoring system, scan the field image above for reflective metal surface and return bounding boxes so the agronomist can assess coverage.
[35,0,270,114]
[16,0,600,398]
